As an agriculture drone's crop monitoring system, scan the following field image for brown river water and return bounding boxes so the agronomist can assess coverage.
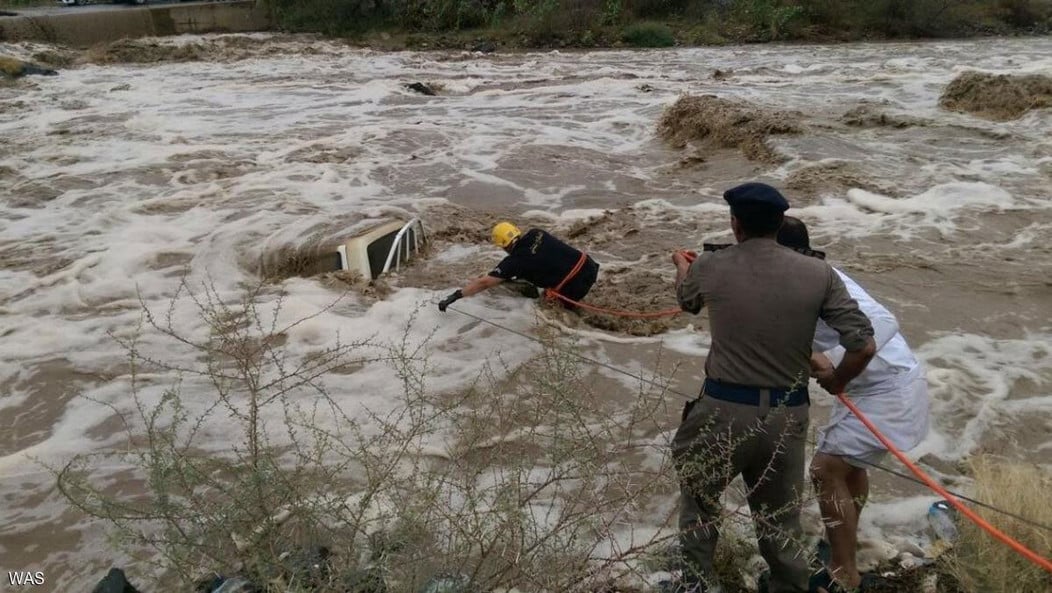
[0,34,1050,591]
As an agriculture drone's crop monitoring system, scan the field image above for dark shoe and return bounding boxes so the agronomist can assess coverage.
[808,540,835,593]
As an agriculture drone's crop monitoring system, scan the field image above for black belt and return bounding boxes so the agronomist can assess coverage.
[702,378,809,407]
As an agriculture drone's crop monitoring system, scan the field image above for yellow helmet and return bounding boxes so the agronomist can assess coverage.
[491,222,522,249]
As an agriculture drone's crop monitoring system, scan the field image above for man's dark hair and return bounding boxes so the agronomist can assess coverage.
[731,202,785,237]
[777,215,810,250]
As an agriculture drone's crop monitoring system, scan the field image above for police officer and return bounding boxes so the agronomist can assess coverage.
[437,222,599,312]
[670,183,877,593]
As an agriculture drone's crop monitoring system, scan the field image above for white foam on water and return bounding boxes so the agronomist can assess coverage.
[520,207,611,222]
[795,181,1022,239]
[432,243,486,263]
[659,328,711,358]
[912,333,1052,461]
[847,182,1013,215]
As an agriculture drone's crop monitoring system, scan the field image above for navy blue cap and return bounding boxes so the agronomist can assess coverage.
[723,182,790,212]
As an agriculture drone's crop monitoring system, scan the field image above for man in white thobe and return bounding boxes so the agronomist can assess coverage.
[777,217,930,592]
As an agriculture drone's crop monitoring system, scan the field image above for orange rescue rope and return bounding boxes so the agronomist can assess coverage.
[837,393,1052,574]
[549,251,589,297]
[543,250,696,319]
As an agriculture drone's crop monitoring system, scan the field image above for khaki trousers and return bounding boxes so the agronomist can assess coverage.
[672,392,811,593]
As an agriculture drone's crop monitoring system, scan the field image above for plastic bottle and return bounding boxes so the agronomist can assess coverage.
[927,500,959,543]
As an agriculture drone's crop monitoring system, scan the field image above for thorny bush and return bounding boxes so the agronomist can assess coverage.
[57,281,818,591]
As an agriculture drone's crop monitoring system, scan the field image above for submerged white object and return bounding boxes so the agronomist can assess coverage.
[337,218,426,279]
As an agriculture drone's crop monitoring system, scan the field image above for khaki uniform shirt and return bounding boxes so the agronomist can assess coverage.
[677,238,873,389]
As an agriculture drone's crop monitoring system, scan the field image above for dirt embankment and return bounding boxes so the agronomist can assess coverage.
[939,71,1052,121]
[657,95,802,163]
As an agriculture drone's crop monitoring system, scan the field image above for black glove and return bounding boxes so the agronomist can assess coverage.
[438,289,464,312]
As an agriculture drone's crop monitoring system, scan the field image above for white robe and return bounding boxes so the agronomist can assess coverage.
[813,269,931,459]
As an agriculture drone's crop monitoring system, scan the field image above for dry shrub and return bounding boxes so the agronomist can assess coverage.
[657,95,802,163]
[52,277,823,591]
[55,280,692,591]
[947,455,1052,593]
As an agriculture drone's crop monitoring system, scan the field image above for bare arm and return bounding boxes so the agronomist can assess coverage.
[462,275,503,297]
[438,275,505,312]
[673,251,704,314]
[819,336,876,395]
[674,258,691,286]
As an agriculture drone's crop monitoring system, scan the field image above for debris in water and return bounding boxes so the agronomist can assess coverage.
[405,82,438,96]
[320,270,393,302]
[564,209,641,246]
[84,39,217,64]
[677,153,707,168]
[0,56,57,78]
[80,35,328,65]
[840,104,927,129]
[285,144,362,164]
[260,241,346,281]
[657,94,801,163]
[31,49,77,68]
[574,266,691,337]
[785,161,888,200]
[939,71,1052,121]
[471,40,497,53]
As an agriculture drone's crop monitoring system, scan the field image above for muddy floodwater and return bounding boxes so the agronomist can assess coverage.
[0,34,1050,591]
